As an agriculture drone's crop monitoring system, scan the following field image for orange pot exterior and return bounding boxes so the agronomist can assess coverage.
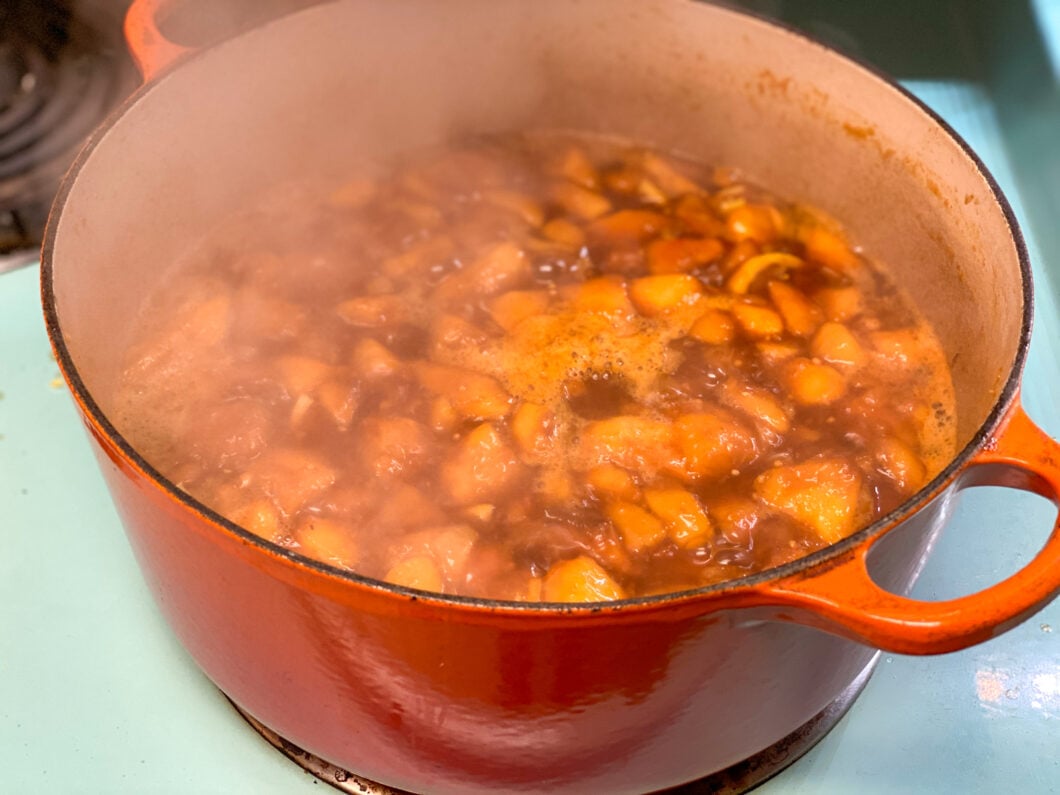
[44,1,1060,791]
[83,409,886,793]
[73,384,1059,792]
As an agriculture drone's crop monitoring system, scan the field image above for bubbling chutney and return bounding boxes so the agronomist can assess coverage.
[114,132,956,601]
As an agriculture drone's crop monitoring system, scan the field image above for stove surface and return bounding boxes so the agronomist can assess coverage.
[2,3,1060,794]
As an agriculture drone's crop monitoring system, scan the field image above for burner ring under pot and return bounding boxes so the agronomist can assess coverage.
[227,654,879,795]
[0,1,137,261]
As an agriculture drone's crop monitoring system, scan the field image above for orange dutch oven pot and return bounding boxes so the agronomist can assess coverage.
[42,1,1060,792]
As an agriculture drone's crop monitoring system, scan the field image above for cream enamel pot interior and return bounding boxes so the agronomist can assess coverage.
[42,1,1060,792]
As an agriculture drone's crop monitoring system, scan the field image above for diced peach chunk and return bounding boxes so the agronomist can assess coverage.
[435,241,529,302]
[588,209,671,244]
[756,341,801,363]
[429,314,491,360]
[351,338,401,379]
[708,496,761,546]
[511,402,556,461]
[768,280,823,337]
[289,393,315,429]
[673,194,725,237]
[754,457,864,543]
[578,416,677,475]
[801,224,860,272]
[489,290,551,332]
[540,218,587,248]
[482,189,545,227]
[230,499,283,543]
[564,276,636,319]
[587,465,639,501]
[639,151,704,197]
[183,294,232,347]
[672,412,757,480]
[234,289,305,341]
[869,328,924,366]
[629,274,704,316]
[551,145,600,189]
[875,437,927,494]
[316,381,359,430]
[602,164,642,195]
[296,516,359,570]
[429,396,458,433]
[463,503,495,523]
[414,362,511,420]
[542,556,627,602]
[588,524,635,576]
[811,322,865,367]
[536,466,576,506]
[646,237,724,274]
[722,382,791,435]
[813,286,861,321]
[382,235,455,279]
[733,302,784,338]
[637,178,667,205]
[276,355,335,395]
[441,423,523,505]
[358,416,434,477]
[689,308,736,345]
[606,500,667,552]
[725,203,784,243]
[552,181,612,220]
[246,449,337,516]
[371,483,448,529]
[644,488,714,548]
[785,358,847,405]
[391,524,477,582]
[385,555,444,592]
[337,294,411,328]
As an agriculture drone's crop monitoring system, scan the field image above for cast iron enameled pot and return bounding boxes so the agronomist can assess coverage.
[42,1,1060,792]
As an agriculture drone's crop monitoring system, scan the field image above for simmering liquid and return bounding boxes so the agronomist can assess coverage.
[114,132,956,601]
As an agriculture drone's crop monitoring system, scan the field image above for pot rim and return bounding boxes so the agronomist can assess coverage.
[40,0,1033,616]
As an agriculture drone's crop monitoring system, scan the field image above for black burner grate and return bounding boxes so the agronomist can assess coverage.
[0,0,137,265]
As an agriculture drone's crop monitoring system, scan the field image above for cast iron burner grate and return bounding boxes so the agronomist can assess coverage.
[229,654,878,795]
[0,0,137,269]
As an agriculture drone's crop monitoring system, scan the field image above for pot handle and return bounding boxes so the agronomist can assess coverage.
[124,0,193,82]
[758,400,1060,654]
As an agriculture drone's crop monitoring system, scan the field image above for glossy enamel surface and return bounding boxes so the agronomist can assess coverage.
[38,1,1060,791]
